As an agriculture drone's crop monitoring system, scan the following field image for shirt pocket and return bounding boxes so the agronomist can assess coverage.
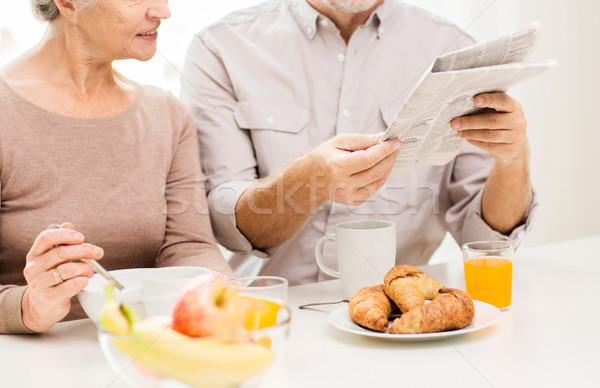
[234,99,311,176]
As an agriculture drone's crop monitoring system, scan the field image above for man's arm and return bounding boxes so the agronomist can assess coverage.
[236,133,401,249]
[481,150,531,234]
[451,92,531,234]
[181,33,399,252]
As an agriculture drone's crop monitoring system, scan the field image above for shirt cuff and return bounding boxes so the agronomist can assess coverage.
[0,286,37,334]
[461,187,539,249]
[207,180,269,258]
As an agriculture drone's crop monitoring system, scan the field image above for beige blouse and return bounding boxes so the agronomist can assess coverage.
[0,77,231,334]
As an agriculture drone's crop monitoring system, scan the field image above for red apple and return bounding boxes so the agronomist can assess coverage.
[171,273,244,339]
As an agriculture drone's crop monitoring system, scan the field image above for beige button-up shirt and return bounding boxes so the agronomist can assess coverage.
[181,0,538,285]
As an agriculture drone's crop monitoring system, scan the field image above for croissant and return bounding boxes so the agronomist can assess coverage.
[389,287,475,334]
[348,285,392,332]
[383,265,442,313]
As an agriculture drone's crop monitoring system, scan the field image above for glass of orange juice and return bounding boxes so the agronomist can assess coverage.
[462,241,514,311]
[231,276,289,331]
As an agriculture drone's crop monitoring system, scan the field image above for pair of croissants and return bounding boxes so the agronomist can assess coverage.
[349,265,474,334]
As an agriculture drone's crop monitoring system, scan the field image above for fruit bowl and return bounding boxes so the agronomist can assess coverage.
[97,297,290,388]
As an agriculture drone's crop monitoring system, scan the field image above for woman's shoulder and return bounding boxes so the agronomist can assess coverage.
[133,83,194,129]
[134,83,189,115]
[131,83,195,141]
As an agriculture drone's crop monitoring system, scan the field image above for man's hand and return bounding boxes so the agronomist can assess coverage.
[310,133,402,206]
[236,133,401,249]
[451,92,528,164]
[451,92,532,235]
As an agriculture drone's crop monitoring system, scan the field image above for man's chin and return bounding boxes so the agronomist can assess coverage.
[323,0,382,14]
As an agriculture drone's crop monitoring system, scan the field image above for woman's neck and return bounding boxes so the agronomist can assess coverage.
[1,22,134,118]
[25,23,122,96]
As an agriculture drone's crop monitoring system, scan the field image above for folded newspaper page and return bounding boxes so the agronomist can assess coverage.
[380,22,556,175]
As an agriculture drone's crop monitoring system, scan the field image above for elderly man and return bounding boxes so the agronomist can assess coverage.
[181,0,537,285]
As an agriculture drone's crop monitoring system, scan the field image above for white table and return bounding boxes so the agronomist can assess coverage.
[2,236,599,388]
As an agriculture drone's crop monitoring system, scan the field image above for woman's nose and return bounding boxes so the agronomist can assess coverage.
[147,0,171,20]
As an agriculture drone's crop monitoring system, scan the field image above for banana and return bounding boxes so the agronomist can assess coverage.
[98,283,130,335]
[112,323,274,387]
[99,285,275,387]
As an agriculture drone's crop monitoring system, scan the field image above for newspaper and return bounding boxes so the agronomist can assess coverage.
[380,22,557,175]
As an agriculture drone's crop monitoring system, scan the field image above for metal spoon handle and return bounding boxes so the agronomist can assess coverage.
[83,259,125,291]
[298,299,350,309]
[46,224,125,291]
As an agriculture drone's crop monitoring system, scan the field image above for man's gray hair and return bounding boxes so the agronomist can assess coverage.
[31,0,97,22]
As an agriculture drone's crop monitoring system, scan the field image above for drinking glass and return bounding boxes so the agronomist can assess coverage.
[231,276,289,333]
[462,241,514,311]
[231,276,288,304]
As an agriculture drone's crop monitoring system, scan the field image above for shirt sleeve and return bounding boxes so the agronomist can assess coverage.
[445,143,538,249]
[0,175,37,334]
[153,106,234,277]
[180,31,267,258]
[0,285,37,334]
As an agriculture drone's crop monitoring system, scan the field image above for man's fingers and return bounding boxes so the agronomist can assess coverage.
[341,139,401,173]
[473,92,517,113]
[348,149,398,186]
[334,132,383,152]
[465,140,504,155]
[350,174,391,206]
[28,229,85,257]
[459,129,513,144]
[451,111,512,131]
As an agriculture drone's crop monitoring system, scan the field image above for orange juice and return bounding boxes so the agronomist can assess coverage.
[239,296,281,331]
[463,257,512,309]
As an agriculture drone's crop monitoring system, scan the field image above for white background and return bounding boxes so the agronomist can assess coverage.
[1,1,599,261]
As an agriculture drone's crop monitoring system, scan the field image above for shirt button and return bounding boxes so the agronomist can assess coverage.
[342,109,351,118]
[307,27,313,35]
[320,20,329,27]
[378,27,385,36]
[337,53,345,62]
[266,116,275,124]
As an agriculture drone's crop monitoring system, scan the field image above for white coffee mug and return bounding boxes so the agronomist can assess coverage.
[315,220,396,297]
[120,266,212,316]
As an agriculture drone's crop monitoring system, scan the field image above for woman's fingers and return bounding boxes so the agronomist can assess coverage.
[28,228,85,257]
[51,276,91,299]
[24,243,103,279]
[59,222,76,231]
[54,262,95,287]
[29,261,94,291]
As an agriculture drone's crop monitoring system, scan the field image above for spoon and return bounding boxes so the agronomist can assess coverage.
[46,224,125,291]
[298,299,350,309]
[298,299,403,319]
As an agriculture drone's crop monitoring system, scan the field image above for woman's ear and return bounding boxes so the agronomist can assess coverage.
[53,0,76,23]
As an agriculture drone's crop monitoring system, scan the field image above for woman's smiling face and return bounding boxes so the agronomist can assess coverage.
[74,0,171,62]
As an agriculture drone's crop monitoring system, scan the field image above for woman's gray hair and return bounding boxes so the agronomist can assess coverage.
[31,0,97,22]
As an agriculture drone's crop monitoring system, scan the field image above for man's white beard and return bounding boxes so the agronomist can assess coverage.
[321,0,382,14]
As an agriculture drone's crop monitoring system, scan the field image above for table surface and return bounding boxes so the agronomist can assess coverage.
[2,236,599,388]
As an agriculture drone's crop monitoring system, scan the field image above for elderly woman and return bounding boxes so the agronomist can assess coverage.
[0,0,232,334]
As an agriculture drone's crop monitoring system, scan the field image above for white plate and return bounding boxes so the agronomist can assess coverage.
[328,300,500,340]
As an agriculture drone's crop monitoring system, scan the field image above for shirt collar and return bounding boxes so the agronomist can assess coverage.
[288,0,393,40]
[288,0,320,40]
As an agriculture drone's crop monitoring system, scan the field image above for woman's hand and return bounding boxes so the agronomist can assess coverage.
[21,222,104,333]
